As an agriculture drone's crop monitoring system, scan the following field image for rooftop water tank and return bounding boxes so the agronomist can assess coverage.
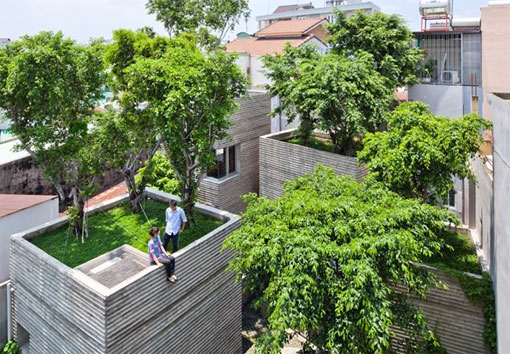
[419,0,453,17]
[451,17,481,28]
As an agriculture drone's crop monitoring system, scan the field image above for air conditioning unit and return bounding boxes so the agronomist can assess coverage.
[441,70,460,84]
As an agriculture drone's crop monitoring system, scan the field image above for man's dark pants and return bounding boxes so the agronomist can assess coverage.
[163,232,179,253]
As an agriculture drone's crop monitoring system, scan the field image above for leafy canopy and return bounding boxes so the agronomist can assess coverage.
[358,102,491,203]
[327,11,424,90]
[224,166,456,353]
[263,45,392,156]
[0,31,106,236]
[146,0,249,46]
[120,35,248,219]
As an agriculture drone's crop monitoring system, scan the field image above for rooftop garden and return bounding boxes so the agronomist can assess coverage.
[32,199,223,268]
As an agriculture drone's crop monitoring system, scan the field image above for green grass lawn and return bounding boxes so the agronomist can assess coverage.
[287,136,336,153]
[32,199,223,268]
[425,230,482,275]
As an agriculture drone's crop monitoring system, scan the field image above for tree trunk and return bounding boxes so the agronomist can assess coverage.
[124,168,141,213]
[70,187,87,241]
[182,169,195,226]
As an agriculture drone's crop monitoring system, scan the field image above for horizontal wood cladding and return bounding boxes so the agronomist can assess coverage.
[393,267,489,354]
[10,237,107,353]
[259,130,366,199]
[105,219,242,354]
[199,92,271,214]
[10,193,243,354]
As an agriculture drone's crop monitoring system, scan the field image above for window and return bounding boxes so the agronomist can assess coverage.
[207,145,238,179]
[448,189,456,208]
[416,33,462,85]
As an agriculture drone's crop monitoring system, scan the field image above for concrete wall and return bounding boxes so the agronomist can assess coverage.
[470,158,494,276]
[199,92,271,214]
[488,93,510,353]
[10,188,242,354]
[393,265,490,354]
[481,6,510,119]
[259,129,366,199]
[408,84,464,118]
[0,155,124,209]
[0,197,58,282]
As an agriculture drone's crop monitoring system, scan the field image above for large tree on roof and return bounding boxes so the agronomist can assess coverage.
[327,11,424,90]
[224,166,454,353]
[263,45,393,156]
[358,102,491,204]
[100,29,173,213]
[0,31,106,239]
[146,0,250,48]
[120,34,248,223]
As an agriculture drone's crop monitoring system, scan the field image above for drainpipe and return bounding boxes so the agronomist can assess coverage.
[6,282,11,341]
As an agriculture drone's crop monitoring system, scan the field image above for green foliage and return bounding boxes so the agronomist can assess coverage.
[358,102,491,203]
[224,166,457,353]
[146,0,249,47]
[287,136,335,154]
[120,34,248,219]
[263,45,392,156]
[425,231,481,275]
[136,151,180,195]
[32,200,222,268]
[1,341,21,354]
[327,11,424,89]
[0,31,106,235]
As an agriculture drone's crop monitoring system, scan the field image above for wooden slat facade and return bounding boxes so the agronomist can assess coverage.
[10,189,242,354]
[259,129,366,199]
[199,92,271,214]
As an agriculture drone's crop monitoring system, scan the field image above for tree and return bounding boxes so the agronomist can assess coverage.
[146,0,249,47]
[263,45,393,156]
[224,166,456,353]
[102,29,172,212]
[120,35,248,223]
[327,11,424,90]
[358,102,491,204]
[0,31,106,238]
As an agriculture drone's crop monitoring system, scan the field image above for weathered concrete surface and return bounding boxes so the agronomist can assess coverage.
[259,129,366,199]
[199,91,271,214]
[488,93,510,353]
[10,188,242,354]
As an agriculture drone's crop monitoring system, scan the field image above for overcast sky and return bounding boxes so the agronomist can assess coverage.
[0,0,488,43]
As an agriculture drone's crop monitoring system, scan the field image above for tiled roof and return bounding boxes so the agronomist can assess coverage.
[273,3,314,13]
[225,35,319,56]
[0,194,57,218]
[255,18,327,37]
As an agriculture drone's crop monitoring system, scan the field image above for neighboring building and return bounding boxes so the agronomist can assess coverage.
[481,3,510,119]
[0,194,58,346]
[199,91,271,214]
[0,38,10,48]
[226,17,329,88]
[486,92,510,354]
[256,1,380,31]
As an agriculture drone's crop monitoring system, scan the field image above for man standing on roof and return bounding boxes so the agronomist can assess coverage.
[163,200,187,253]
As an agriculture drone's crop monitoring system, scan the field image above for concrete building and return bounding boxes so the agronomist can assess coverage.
[481,4,510,120]
[9,188,242,354]
[0,194,58,346]
[199,91,272,214]
[256,1,380,30]
[0,39,10,48]
[487,92,510,354]
[226,18,329,88]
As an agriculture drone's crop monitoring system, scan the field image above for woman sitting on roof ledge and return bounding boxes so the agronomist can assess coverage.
[148,226,177,283]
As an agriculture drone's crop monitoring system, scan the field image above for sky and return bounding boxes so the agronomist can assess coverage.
[0,0,488,43]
